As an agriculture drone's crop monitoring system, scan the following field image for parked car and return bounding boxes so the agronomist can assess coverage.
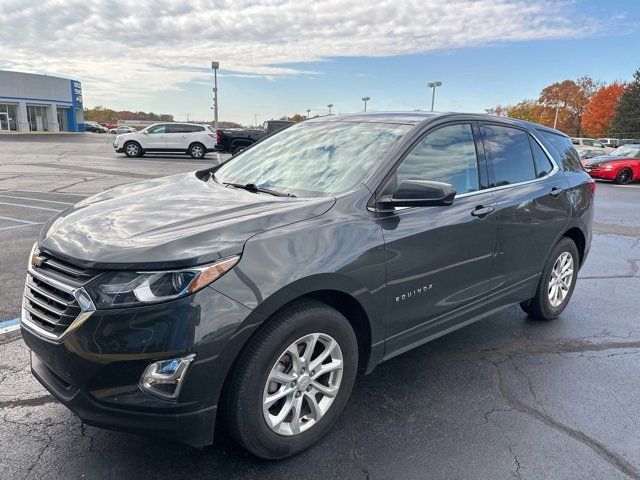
[598,138,621,149]
[99,122,117,130]
[109,126,137,135]
[84,122,106,133]
[215,120,293,155]
[113,122,216,158]
[576,148,605,161]
[570,137,607,151]
[21,112,593,459]
[583,144,640,184]
[620,138,640,146]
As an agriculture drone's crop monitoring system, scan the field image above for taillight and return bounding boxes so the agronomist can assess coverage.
[216,130,222,143]
[588,178,596,195]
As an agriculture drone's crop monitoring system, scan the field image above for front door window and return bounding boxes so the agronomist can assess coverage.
[0,113,8,131]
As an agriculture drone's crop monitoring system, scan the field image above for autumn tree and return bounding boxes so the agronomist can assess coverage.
[610,69,640,138]
[538,76,599,135]
[581,82,625,137]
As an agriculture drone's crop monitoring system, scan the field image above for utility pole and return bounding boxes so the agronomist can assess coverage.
[327,104,333,115]
[254,113,257,127]
[306,109,311,118]
[211,61,219,130]
[362,97,370,112]
[427,81,442,111]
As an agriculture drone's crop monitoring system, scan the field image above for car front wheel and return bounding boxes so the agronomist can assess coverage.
[614,168,632,185]
[520,237,579,320]
[124,141,142,158]
[222,300,358,459]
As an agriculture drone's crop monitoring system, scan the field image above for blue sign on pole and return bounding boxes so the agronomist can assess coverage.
[70,80,84,132]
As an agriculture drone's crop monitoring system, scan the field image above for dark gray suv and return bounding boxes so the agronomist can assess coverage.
[21,112,594,458]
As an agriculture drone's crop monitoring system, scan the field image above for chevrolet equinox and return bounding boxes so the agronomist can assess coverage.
[21,112,594,459]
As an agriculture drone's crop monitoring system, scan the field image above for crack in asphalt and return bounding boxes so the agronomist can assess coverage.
[508,445,523,480]
[491,360,640,480]
[23,162,156,179]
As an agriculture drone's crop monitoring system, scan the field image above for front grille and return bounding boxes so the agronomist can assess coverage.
[34,252,99,287]
[22,251,99,339]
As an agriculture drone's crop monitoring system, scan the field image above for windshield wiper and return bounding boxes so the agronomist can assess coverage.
[223,182,296,198]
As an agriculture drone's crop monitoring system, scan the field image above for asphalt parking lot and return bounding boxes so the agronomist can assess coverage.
[1,134,640,480]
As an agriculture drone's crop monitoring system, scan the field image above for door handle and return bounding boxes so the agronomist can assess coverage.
[550,187,563,197]
[471,205,495,218]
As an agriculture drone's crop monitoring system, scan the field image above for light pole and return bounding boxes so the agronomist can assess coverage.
[427,81,442,112]
[211,61,219,130]
[306,109,311,118]
[362,96,370,112]
[552,102,565,130]
[327,104,333,115]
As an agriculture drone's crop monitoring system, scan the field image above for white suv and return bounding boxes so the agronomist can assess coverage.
[113,123,217,159]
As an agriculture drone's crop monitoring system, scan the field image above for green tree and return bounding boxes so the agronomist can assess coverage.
[610,69,640,138]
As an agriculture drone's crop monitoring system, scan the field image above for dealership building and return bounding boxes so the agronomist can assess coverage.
[0,70,85,132]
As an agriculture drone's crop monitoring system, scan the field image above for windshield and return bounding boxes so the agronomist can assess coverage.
[611,146,640,158]
[214,120,411,196]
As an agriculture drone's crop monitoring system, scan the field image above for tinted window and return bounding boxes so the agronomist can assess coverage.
[540,131,583,172]
[482,125,535,186]
[396,124,479,194]
[165,124,185,133]
[530,137,554,177]
[571,138,579,145]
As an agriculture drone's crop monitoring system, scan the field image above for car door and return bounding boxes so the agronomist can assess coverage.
[143,124,168,150]
[479,123,571,310]
[379,122,500,357]
[165,124,189,150]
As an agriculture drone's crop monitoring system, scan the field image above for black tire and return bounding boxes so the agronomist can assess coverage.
[123,141,142,158]
[232,144,247,155]
[188,143,206,159]
[614,168,632,185]
[222,300,358,459]
[524,237,579,320]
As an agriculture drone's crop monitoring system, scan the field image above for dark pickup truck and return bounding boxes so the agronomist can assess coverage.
[215,120,293,155]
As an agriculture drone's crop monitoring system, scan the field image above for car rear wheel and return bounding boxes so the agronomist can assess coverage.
[614,168,632,185]
[124,141,142,158]
[189,143,206,159]
[232,144,247,155]
[520,237,579,320]
[222,300,358,459]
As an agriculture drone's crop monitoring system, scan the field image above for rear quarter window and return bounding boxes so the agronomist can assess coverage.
[539,130,584,172]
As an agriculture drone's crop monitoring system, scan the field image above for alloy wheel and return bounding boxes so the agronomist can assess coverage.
[262,333,343,436]
[191,145,204,158]
[548,251,574,308]
[125,144,138,156]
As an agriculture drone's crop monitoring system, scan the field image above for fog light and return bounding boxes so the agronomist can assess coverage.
[140,354,196,400]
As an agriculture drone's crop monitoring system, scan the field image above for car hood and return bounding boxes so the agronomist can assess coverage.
[38,172,335,269]
[585,155,617,165]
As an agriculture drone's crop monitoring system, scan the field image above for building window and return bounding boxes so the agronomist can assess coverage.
[27,105,49,131]
[0,104,18,131]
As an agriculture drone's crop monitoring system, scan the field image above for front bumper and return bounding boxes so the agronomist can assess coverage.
[585,167,616,180]
[30,352,216,446]
[21,285,254,447]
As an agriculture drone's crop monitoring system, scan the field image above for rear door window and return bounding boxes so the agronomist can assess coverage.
[539,131,583,172]
[481,124,536,186]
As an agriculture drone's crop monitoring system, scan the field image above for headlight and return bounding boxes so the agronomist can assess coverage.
[603,165,613,170]
[86,256,239,309]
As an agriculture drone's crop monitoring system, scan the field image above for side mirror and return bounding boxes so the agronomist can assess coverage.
[377,179,456,208]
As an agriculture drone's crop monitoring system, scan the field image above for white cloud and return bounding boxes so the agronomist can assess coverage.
[0,0,602,108]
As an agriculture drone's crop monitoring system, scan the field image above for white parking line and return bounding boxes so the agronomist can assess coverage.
[0,202,62,212]
[0,223,43,232]
[0,215,42,224]
[0,194,73,205]
[0,189,87,197]
[615,185,640,189]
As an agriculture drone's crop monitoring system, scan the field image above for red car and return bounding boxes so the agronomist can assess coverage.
[583,144,640,184]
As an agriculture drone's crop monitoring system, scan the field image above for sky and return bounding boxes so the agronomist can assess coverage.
[0,0,638,126]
